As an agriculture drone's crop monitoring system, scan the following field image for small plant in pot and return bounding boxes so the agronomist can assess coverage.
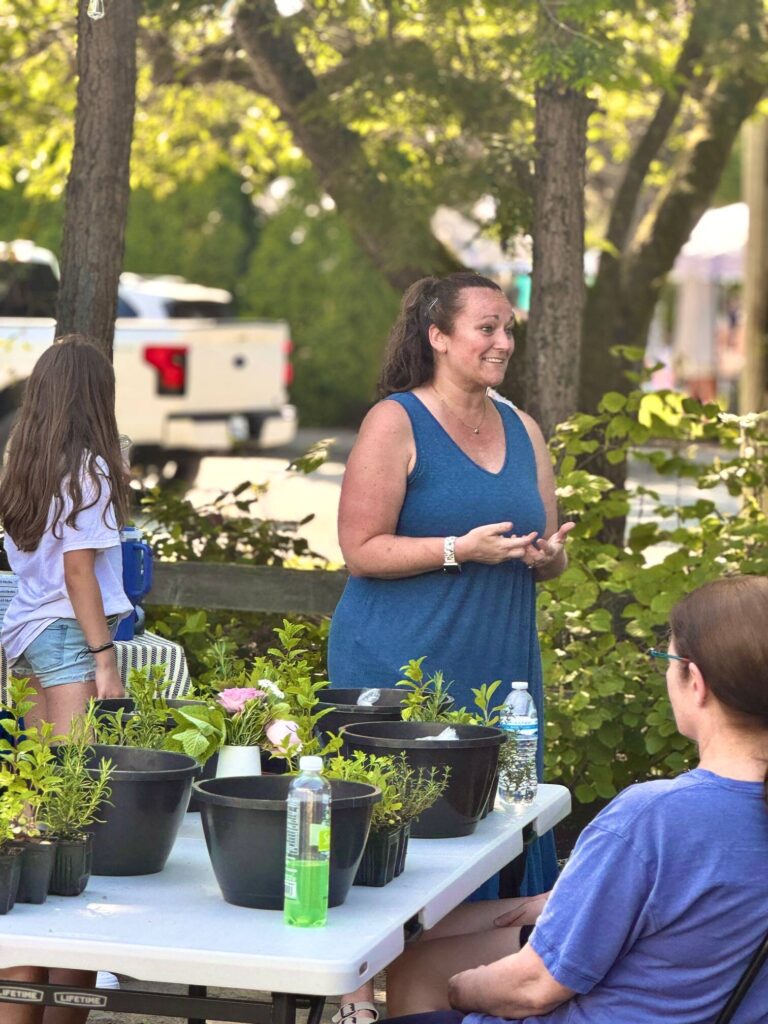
[0,679,63,904]
[42,711,114,896]
[327,751,449,886]
[0,787,25,914]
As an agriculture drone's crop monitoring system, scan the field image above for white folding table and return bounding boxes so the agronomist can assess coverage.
[0,784,570,1023]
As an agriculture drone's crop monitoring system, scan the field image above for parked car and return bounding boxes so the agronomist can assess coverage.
[0,240,297,481]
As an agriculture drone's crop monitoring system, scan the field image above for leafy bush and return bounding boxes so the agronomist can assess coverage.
[540,387,767,803]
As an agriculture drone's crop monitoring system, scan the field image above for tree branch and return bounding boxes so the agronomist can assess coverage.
[604,0,716,257]
[232,0,462,290]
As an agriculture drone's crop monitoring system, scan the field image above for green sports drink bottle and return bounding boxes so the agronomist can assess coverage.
[284,755,331,927]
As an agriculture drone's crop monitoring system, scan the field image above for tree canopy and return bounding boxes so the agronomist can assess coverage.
[0,0,765,421]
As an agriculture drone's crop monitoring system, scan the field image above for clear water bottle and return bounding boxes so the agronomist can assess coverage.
[284,755,331,927]
[497,681,539,808]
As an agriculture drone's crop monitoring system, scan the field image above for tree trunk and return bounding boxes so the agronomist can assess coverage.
[56,0,139,359]
[234,0,460,293]
[526,85,592,437]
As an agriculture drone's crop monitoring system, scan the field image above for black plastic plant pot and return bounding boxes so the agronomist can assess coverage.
[187,751,219,813]
[49,835,93,897]
[316,688,405,742]
[394,824,410,877]
[86,745,198,876]
[16,839,58,904]
[193,775,381,910]
[481,768,500,820]
[94,697,206,729]
[342,721,504,838]
[0,846,23,915]
[354,827,400,887]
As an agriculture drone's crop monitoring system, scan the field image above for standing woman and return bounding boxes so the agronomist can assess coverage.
[328,272,574,899]
[0,334,132,1024]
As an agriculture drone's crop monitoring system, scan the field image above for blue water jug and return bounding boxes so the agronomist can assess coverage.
[115,525,154,641]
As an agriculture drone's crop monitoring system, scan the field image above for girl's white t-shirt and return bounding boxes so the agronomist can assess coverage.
[1,457,132,662]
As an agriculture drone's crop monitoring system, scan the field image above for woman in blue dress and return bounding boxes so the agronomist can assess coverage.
[327,272,573,1024]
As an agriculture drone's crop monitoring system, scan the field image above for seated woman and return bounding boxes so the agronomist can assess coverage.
[385,574,768,1023]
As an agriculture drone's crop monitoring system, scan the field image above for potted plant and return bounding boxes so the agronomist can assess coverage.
[327,751,449,886]
[88,668,200,875]
[192,772,381,910]
[342,663,506,840]
[0,679,62,904]
[42,712,114,896]
[0,789,25,914]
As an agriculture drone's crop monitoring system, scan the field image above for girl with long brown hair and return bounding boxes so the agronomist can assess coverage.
[0,335,132,1024]
[0,334,130,733]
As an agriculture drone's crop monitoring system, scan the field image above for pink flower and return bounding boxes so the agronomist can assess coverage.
[265,719,302,751]
[217,687,265,714]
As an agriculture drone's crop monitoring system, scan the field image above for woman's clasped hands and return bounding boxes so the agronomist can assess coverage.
[456,521,575,569]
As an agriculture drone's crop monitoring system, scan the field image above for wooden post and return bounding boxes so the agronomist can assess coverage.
[739,117,768,415]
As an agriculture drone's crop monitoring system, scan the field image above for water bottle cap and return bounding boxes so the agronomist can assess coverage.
[511,681,529,690]
[299,756,323,772]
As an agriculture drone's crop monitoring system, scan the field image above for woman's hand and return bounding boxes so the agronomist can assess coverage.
[493,892,550,928]
[521,522,576,575]
[456,523,539,565]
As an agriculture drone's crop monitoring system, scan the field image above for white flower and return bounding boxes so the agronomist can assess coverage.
[257,678,284,699]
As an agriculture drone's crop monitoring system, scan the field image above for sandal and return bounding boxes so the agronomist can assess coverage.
[331,1002,380,1024]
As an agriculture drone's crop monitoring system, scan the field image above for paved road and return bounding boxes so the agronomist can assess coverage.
[182,429,739,566]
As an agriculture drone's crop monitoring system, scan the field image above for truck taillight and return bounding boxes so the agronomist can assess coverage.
[143,346,188,395]
[283,338,294,388]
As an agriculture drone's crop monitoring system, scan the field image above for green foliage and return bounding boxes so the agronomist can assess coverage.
[165,704,226,764]
[395,657,504,725]
[326,750,449,832]
[541,393,768,802]
[41,712,114,841]
[238,185,400,426]
[253,620,340,762]
[395,657,470,722]
[0,678,62,836]
[93,665,173,750]
[139,479,316,567]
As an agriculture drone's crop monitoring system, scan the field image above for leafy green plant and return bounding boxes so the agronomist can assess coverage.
[139,479,318,567]
[93,666,173,750]
[251,620,341,760]
[540,386,768,803]
[326,751,449,832]
[164,704,227,764]
[0,678,62,836]
[41,710,114,841]
[395,658,470,723]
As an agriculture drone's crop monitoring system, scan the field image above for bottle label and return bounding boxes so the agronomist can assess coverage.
[310,822,331,853]
[500,720,538,739]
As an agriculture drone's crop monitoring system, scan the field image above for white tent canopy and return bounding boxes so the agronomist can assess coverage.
[670,202,747,283]
[669,202,747,381]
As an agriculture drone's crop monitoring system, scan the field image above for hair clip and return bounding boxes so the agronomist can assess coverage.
[426,297,439,314]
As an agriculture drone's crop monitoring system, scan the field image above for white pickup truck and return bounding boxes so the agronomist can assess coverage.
[0,240,297,480]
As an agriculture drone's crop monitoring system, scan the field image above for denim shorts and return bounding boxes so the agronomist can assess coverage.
[12,616,119,689]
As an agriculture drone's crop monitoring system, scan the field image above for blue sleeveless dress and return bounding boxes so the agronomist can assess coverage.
[327,392,559,896]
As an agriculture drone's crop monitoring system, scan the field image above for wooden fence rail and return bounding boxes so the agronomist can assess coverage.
[146,562,348,616]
